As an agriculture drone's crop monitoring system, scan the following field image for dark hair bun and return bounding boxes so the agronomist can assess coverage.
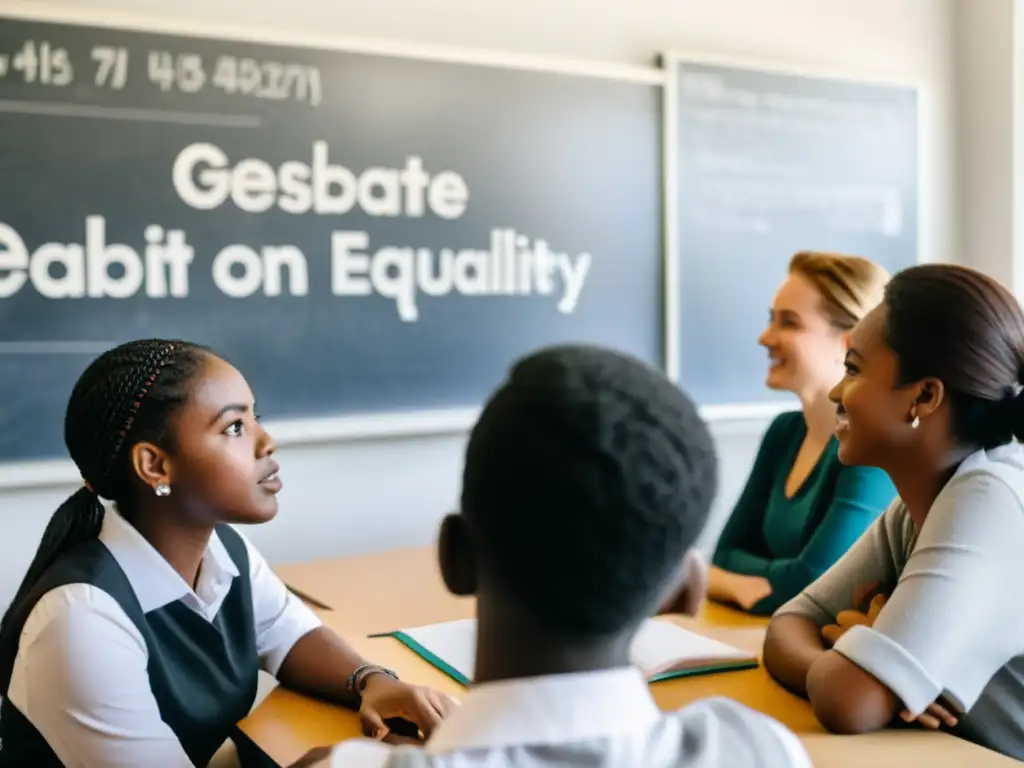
[884,264,1024,449]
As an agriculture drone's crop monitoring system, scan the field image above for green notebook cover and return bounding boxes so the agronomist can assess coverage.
[376,630,473,687]
[645,658,759,683]
[371,629,758,687]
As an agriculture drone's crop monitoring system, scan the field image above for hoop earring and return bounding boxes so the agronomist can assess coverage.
[154,483,171,497]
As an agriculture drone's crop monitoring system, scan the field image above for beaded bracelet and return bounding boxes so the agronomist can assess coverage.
[347,663,399,701]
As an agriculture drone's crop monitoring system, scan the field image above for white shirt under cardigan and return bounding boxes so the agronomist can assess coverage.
[4,507,322,767]
[312,667,812,768]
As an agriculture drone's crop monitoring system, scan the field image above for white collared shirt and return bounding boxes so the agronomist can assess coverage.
[314,668,811,767]
[6,507,322,767]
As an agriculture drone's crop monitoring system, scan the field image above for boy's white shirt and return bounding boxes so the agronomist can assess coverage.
[311,667,811,767]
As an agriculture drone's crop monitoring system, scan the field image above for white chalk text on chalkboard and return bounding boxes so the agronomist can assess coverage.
[0,139,592,321]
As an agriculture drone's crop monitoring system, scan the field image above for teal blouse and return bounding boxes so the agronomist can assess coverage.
[712,411,897,615]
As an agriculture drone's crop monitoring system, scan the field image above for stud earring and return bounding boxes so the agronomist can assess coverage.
[154,483,171,497]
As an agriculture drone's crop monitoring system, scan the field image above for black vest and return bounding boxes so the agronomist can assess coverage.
[0,524,259,767]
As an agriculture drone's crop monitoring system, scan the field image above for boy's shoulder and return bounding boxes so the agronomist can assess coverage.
[313,697,811,768]
[663,696,812,767]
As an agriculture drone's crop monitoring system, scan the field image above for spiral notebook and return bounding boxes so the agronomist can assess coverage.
[371,617,758,686]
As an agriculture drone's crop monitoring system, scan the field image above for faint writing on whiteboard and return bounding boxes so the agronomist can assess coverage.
[680,70,891,121]
[692,180,903,237]
[678,71,905,142]
[147,52,323,106]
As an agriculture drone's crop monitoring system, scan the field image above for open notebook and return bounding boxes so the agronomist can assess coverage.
[372,617,757,686]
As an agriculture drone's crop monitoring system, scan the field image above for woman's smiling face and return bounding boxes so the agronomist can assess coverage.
[829,304,919,468]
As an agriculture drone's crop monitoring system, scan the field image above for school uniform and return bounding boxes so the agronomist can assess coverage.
[0,507,321,766]
[311,667,812,767]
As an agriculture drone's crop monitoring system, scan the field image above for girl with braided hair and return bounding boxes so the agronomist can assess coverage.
[0,339,457,767]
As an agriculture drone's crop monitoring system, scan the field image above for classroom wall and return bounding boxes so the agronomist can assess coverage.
[954,0,1015,289]
[0,0,957,608]
[952,0,1024,296]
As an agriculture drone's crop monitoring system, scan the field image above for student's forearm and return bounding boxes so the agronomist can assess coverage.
[762,614,827,696]
[706,565,739,603]
[805,650,899,734]
[276,626,372,705]
[707,564,765,600]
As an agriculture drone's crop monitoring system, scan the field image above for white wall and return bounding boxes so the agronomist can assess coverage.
[1,0,957,608]
[954,0,1016,287]
[952,0,1024,296]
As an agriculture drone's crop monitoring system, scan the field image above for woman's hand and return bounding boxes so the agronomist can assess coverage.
[359,674,460,740]
[821,593,886,646]
[729,573,773,610]
[899,701,959,730]
[706,566,772,611]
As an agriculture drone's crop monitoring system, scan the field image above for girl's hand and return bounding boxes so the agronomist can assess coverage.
[359,674,459,740]
[900,701,959,730]
[821,593,886,647]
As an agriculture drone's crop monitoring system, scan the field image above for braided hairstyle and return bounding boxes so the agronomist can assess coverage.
[0,339,210,651]
[461,344,718,637]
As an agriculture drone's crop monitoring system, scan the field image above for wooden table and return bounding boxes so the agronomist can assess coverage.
[238,547,1018,767]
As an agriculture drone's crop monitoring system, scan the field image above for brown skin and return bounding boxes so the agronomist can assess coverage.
[127,355,283,585]
[123,355,457,749]
[288,507,708,765]
[294,511,710,766]
[762,305,967,734]
[762,614,828,696]
[438,512,709,684]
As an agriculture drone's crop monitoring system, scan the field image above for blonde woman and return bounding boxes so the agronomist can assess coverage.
[687,252,896,615]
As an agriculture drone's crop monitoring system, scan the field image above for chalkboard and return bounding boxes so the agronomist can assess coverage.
[663,55,919,407]
[0,15,664,463]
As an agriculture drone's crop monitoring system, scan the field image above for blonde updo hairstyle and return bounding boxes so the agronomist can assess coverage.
[788,251,890,330]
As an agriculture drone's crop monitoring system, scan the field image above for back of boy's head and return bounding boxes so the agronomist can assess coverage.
[460,344,718,637]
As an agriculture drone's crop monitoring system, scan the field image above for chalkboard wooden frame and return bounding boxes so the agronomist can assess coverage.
[660,49,926,416]
[0,2,671,489]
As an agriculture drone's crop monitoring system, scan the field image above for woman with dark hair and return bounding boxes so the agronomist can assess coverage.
[762,264,1024,760]
[0,339,457,766]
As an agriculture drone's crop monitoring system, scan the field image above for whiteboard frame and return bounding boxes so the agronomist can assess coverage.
[0,4,679,488]
[660,49,927,388]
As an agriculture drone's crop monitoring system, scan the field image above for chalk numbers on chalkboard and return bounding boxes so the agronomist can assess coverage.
[144,50,321,105]
[90,46,129,90]
[211,56,322,106]
[0,40,73,86]
[148,51,206,94]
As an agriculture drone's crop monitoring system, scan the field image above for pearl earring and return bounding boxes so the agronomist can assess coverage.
[911,415,920,429]
[154,483,171,497]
